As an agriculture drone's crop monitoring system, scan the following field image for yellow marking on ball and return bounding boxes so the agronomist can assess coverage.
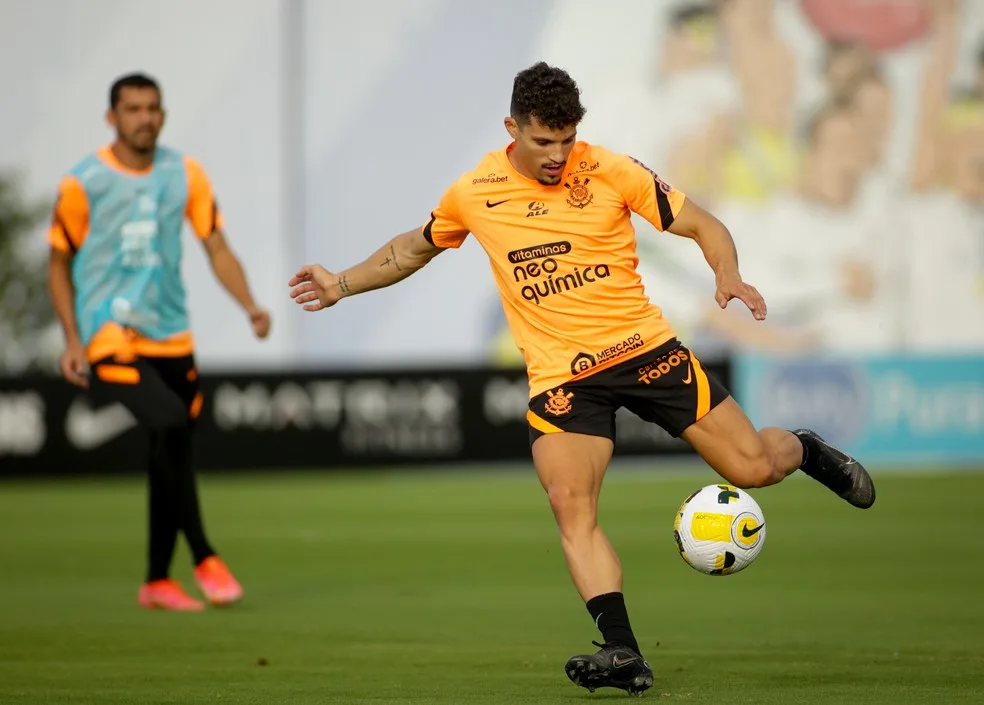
[690,512,734,542]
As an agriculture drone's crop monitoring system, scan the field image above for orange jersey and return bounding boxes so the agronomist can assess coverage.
[424,141,687,396]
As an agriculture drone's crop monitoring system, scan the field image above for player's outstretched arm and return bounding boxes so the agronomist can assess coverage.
[47,176,90,388]
[203,230,271,339]
[668,199,767,321]
[288,226,443,312]
[48,248,89,388]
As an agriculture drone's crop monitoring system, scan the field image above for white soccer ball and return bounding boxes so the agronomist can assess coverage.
[673,484,766,575]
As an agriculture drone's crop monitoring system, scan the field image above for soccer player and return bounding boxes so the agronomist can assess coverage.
[48,73,271,611]
[288,62,875,695]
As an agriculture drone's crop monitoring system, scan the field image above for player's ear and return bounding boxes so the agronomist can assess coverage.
[504,116,519,141]
[105,107,117,131]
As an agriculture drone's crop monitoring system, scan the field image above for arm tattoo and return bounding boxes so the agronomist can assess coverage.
[379,244,403,271]
[337,276,351,294]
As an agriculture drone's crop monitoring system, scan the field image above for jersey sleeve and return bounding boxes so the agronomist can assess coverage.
[183,155,225,239]
[422,180,469,249]
[610,153,687,232]
[48,175,90,253]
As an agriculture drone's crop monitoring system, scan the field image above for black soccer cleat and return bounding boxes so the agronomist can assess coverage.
[565,641,654,697]
[794,429,876,509]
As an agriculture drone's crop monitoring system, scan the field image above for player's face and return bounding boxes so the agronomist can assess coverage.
[507,116,577,185]
[108,87,165,154]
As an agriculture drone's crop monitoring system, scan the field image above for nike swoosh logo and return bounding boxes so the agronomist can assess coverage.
[741,523,764,538]
[682,366,692,384]
[486,199,509,208]
[65,399,137,450]
[612,656,639,667]
[816,436,854,463]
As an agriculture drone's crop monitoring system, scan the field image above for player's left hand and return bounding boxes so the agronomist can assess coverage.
[248,306,271,339]
[715,274,767,321]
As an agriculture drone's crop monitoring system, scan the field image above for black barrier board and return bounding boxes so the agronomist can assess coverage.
[0,361,729,476]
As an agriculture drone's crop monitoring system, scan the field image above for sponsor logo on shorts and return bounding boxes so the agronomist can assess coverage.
[544,388,574,416]
[637,348,690,385]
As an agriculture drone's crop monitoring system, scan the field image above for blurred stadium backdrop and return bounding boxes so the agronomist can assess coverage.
[2,4,984,704]
[2,0,982,473]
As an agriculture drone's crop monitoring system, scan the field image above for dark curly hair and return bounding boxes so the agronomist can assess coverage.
[510,62,586,130]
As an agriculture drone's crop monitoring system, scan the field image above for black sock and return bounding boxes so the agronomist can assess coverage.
[585,592,641,655]
[795,431,811,469]
[793,430,829,477]
[147,430,179,582]
[792,430,854,497]
[163,426,215,565]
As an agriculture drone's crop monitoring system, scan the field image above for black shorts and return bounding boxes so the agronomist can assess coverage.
[89,354,202,430]
[527,339,729,445]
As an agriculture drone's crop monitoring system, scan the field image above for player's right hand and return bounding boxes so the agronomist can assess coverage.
[59,340,89,388]
[288,264,341,311]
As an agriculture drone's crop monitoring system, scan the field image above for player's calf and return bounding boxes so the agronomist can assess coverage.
[681,400,801,489]
[748,426,807,487]
[719,448,782,489]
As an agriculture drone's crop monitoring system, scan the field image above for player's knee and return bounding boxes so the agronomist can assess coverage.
[545,483,596,534]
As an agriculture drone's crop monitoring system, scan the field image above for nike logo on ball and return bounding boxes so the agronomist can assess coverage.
[741,523,764,538]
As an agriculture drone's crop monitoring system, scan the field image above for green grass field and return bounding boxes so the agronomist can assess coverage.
[1,466,983,704]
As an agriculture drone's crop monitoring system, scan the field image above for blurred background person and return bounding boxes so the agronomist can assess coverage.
[47,73,271,610]
[715,0,800,205]
[907,0,984,351]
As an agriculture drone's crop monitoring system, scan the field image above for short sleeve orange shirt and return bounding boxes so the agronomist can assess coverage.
[423,142,688,397]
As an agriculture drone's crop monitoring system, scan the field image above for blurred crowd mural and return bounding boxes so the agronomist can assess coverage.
[489,0,984,366]
[1,0,981,376]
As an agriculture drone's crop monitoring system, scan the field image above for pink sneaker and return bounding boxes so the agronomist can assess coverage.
[193,556,244,606]
[138,579,205,611]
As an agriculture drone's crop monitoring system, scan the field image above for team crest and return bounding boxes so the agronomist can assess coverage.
[564,177,593,209]
[544,388,574,416]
